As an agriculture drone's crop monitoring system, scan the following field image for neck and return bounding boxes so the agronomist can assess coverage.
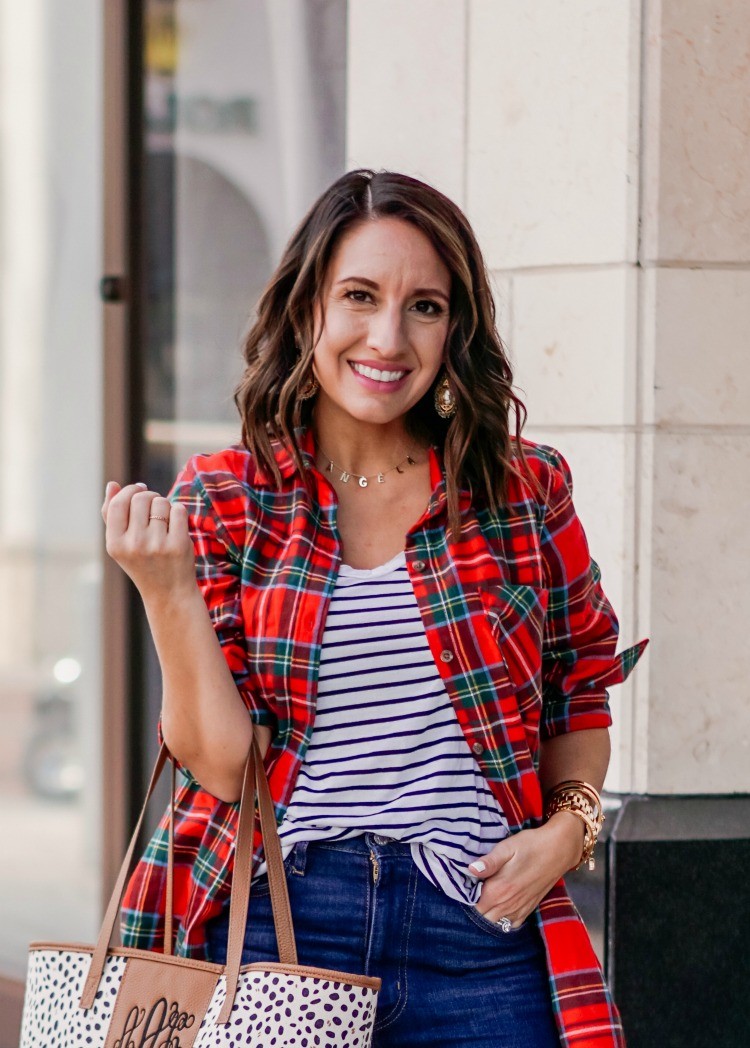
[311,401,425,474]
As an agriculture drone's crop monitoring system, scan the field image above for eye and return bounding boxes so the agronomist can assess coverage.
[412,299,444,316]
[343,288,372,304]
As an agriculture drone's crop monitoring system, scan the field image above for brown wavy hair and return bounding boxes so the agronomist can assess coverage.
[233,168,534,537]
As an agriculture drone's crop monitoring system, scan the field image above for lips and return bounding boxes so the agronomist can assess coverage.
[349,360,410,383]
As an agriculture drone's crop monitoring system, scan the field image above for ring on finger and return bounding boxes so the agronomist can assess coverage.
[496,916,513,933]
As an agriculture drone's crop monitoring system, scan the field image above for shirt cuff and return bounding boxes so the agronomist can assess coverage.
[540,638,648,739]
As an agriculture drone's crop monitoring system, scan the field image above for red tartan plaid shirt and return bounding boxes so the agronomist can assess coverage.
[121,426,647,1047]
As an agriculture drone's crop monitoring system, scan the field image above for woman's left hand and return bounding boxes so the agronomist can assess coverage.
[466,813,584,928]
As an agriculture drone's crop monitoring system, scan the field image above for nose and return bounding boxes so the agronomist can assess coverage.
[366,303,407,359]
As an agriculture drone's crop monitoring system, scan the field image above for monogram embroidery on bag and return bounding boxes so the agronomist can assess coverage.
[102,958,220,1048]
[112,998,196,1048]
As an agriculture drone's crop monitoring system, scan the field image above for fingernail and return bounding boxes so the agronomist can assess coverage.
[469,860,486,873]
[135,482,148,488]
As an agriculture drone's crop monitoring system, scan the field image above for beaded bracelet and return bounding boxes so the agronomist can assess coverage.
[544,779,604,871]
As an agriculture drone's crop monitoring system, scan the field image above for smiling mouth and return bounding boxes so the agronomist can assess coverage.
[349,361,409,383]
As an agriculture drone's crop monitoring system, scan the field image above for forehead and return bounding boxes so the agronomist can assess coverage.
[325,216,450,288]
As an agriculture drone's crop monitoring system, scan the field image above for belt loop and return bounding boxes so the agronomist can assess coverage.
[290,839,308,876]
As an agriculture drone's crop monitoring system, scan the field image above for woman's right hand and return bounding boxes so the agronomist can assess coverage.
[101,481,197,604]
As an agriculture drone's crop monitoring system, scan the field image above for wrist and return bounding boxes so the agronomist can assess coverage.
[544,780,604,871]
[544,810,587,871]
[141,580,202,616]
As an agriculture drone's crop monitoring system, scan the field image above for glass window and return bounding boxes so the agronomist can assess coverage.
[0,1,104,980]
[138,0,347,775]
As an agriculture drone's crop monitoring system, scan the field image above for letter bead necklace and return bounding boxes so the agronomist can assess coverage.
[316,445,417,488]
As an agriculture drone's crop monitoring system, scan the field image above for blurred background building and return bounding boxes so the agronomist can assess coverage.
[0,2,748,1044]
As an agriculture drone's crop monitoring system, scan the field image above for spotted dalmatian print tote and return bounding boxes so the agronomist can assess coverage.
[20,739,380,1047]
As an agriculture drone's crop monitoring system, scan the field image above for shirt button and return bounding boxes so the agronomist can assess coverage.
[439,649,454,663]
[412,559,426,572]
[472,742,484,756]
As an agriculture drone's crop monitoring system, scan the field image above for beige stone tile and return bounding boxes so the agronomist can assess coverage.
[346,0,467,204]
[641,0,750,263]
[467,0,641,268]
[510,267,638,428]
[644,434,750,793]
[642,267,750,426]
[631,430,655,795]
[488,270,513,341]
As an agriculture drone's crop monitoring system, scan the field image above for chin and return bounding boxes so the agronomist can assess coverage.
[345,406,408,426]
[321,389,404,424]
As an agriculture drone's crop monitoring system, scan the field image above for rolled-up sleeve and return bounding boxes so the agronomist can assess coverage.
[156,454,276,757]
[538,447,648,739]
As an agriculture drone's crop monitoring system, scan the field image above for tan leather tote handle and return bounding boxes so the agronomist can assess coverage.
[79,744,170,1009]
[164,756,176,954]
[217,732,297,1023]
[80,734,297,1021]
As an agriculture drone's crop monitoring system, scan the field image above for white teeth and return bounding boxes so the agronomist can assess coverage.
[351,362,407,383]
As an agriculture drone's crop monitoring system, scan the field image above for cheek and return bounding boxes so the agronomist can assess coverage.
[319,305,365,348]
[415,323,449,371]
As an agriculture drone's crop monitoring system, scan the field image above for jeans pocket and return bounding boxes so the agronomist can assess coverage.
[249,847,296,897]
[249,872,272,897]
[459,902,531,940]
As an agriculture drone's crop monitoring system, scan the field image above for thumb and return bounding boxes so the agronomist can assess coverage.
[466,840,513,879]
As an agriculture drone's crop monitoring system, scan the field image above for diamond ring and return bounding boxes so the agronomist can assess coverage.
[496,916,513,933]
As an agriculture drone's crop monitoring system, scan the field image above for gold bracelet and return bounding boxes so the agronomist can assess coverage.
[544,780,604,871]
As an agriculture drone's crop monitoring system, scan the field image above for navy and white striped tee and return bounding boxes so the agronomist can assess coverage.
[253,549,510,904]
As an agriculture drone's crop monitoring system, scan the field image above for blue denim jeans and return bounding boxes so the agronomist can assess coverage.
[205,833,560,1047]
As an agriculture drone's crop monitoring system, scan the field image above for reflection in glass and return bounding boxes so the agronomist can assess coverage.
[139,0,347,775]
[0,1,104,979]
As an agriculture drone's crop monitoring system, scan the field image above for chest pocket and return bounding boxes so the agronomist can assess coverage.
[478,581,549,716]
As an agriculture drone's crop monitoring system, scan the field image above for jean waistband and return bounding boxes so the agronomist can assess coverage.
[303,832,413,857]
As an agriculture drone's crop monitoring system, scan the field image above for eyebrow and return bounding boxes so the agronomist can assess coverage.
[335,276,450,304]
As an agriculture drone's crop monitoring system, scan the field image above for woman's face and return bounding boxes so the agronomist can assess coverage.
[311,216,451,430]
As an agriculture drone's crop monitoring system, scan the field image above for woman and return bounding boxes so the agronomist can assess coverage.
[104,169,647,1047]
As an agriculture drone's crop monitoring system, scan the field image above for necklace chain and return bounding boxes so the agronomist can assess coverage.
[316,443,417,488]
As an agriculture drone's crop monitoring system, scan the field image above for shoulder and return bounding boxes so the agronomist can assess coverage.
[170,437,294,497]
[174,443,250,478]
[168,438,303,545]
[509,438,575,505]
[168,445,251,505]
[166,444,270,554]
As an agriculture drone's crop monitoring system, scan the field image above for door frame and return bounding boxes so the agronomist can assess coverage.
[101,0,144,899]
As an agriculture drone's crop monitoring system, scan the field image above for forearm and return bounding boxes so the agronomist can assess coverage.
[537,727,611,868]
[142,584,254,802]
[538,727,611,796]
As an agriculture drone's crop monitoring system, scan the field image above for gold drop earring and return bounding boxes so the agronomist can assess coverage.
[298,373,319,400]
[434,373,457,419]
[295,335,319,400]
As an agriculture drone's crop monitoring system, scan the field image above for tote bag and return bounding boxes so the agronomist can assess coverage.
[19,734,381,1047]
